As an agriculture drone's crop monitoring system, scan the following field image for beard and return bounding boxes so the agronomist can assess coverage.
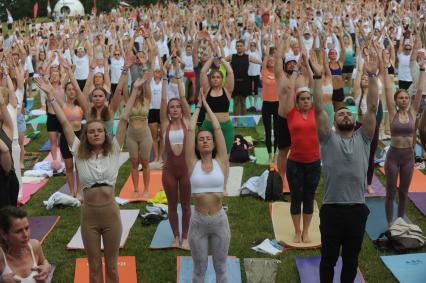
[336,122,355,132]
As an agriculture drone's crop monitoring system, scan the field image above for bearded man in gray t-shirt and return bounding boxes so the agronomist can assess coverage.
[309,48,379,283]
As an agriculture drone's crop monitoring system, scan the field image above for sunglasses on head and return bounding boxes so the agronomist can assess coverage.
[114,53,120,56]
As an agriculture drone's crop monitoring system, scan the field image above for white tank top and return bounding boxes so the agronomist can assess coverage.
[165,129,184,145]
[190,159,224,194]
[181,53,194,72]
[1,243,38,283]
[397,53,413,82]
[150,79,163,109]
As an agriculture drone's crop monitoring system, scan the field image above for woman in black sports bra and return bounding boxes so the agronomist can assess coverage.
[327,28,346,111]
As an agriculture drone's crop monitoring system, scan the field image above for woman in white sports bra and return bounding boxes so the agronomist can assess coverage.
[185,90,230,283]
[0,206,51,283]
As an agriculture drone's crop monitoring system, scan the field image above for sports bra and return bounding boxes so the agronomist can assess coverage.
[387,64,395,75]
[129,101,149,122]
[390,111,415,137]
[63,105,84,122]
[206,88,230,113]
[329,63,342,76]
[164,129,184,145]
[190,159,224,194]
[1,243,38,283]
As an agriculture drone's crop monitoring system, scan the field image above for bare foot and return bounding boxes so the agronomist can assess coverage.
[302,232,311,243]
[293,232,302,243]
[76,193,83,202]
[133,191,140,198]
[171,237,179,248]
[367,185,375,194]
[143,191,149,198]
[181,239,190,250]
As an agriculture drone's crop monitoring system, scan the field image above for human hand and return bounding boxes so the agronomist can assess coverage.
[34,77,54,94]
[309,49,323,76]
[32,263,51,281]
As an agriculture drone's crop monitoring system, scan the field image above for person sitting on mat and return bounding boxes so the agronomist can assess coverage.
[0,206,51,283]
[185,90,230,283]
[383,41,425,227]
[160,65,191,249]
[34,75,131,283]
[278,50,321,244]
[311,47,378,282]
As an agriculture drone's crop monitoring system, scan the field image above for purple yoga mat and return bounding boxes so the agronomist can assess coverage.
[408,193,426,216]
[28,216,60,244]
[365,174,387,197]
[296,256,364,283]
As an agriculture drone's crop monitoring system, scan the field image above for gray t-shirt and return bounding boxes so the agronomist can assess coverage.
[320,127,371,204]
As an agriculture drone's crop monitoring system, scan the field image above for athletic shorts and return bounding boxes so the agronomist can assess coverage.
[342,65,354,74]
[17,114,26,133]
[46,113,62,132]
[276,115,291,149]
[201,119,234,154]
[332,88,345,102]
[60,130,81,159]
[148,109,160,124]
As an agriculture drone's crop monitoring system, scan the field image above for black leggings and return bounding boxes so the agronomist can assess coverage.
[261,101,279,154]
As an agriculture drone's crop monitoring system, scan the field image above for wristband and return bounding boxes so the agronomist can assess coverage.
[47,97,56,104]
[367,72,377,78]
[313,75,322,80]
[420,68,425,71]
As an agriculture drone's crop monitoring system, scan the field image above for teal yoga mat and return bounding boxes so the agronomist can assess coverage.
[27,114,47,125]
[254,147,270,165]
[381,253,426,283]
[177,256,242,283]
[365,198,410,240]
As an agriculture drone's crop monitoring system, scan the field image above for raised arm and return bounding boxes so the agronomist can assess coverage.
[200,56,214,93]
[411,55,426,115]
[160,75,169,128]
[185,94,201,173]
[383,52,397,121]
[177,76,191,120]
[0,88,13,138]
[309,50,331,140]
[362,49,380,139]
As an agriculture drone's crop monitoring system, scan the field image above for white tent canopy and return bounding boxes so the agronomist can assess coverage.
[53,0,85,17]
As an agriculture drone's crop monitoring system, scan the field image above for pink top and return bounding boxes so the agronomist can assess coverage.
[261,69,278,102]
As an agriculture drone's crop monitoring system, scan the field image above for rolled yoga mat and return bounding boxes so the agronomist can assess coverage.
[295,256,365,283]
[270,201,321,249]
[67,209,139,249]
[408,192,426,216]
[381,253,426,283]
[365,198,410,240]
[74,256,137,283]
[177,256,242,283]
[28,216,60,244]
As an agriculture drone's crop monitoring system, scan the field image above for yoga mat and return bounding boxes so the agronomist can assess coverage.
[408,192,426,216]
[24,152,41,171]
[381,253,426,283]
[149,205,193,250]
[230,115,256,127]
[226,166,244,196]
[365,174,387,197]
[67,209,139,250]
[28,216,60,244]
[24,137,31,146]
[254,147,270,165]
[25,97,34,112]
[74,256,137,283]
[365,198,410,240]
[296,256,365,283]
[379,167,426,192]
[119,170,164,202]
[27,114,47,131]
[39,140,51,152]
[271,201,321,249]
[19,179,49,205]
[119,152,129,167]
[177,256,242,283]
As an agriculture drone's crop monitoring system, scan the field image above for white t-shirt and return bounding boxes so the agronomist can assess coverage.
[181,53,194,72]
[247,50,261,76]
[397,53,413,82]
[72,54,89,80]
[110,57,124,84]
[24,55,34,74]
[150,79,163,109]
[15,88,24,111]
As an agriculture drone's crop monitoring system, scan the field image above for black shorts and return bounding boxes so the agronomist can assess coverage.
[398,80,412,90]
[148,109,160,124]
[60,130,82,159]
[276,115,291,149]
[342,65,354,74]
[332,88,345,102]
[232,81,250,97]
[29,72,34,78]
[77,79,86,92]
[46,113,63,132]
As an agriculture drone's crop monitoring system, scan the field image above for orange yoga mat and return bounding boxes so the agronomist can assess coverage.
[379,167,426,192]
[74,256,137,283]
[119,170,164,202]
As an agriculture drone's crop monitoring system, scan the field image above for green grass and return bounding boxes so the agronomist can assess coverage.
[21,95,426,283]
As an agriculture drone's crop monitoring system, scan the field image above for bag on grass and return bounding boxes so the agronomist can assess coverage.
[374,217,425,252]
[229,135,250,163]
[265,170,283,201]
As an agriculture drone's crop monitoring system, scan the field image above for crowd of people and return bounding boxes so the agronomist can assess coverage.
[1,0,426,282]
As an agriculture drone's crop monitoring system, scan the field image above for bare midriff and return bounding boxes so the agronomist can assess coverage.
[129,119,148,129]
[192,192,223,215]
[83,186,115,206]
[332,76,344,89]
[206,112,230,123]
[391,136,414,149]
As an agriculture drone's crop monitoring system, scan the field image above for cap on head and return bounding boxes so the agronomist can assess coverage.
[284,55,298,64]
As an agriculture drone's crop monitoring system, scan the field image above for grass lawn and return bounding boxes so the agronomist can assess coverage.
[21,93,426,283]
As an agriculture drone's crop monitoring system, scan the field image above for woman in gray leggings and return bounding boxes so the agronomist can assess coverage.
[185,90,230,283]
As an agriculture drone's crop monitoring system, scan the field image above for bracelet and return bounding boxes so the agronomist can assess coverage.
[313,75,322,80]
[420,68,425,72]
[367,72,377,78]
[47,97,56,104]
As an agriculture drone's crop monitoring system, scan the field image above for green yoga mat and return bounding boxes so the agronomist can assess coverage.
[255,147,270,165]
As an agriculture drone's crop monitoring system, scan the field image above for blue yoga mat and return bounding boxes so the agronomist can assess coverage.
[177,256,242,283]
[230,116,256,127]
[39,140,51,152]
[149,205,193,249]
[365,198,410,240]
[381,253,426,283]
[296,256,364,283]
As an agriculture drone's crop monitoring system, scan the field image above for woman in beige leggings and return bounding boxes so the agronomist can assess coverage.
[35,75,134,283]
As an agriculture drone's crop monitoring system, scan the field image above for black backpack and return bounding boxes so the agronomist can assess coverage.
[229,135,250,163]
[265,170,283,201]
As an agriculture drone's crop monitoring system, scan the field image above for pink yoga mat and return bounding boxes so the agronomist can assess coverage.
[19,179,49,206]
[24,138,31,146]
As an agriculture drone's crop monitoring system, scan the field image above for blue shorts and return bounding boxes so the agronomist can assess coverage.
[17,114,26,133]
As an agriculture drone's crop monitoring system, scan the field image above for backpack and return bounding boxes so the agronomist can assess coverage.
[265,170,283,201]
[229,135,250,163]
[374,217,425,253]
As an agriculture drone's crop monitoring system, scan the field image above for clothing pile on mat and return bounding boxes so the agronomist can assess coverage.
[24,160,65,178]
[140,204,168,226]
[244,258,281,283]
[251,239,283,256]
[43,192,81,209]
[240,170,270,199]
